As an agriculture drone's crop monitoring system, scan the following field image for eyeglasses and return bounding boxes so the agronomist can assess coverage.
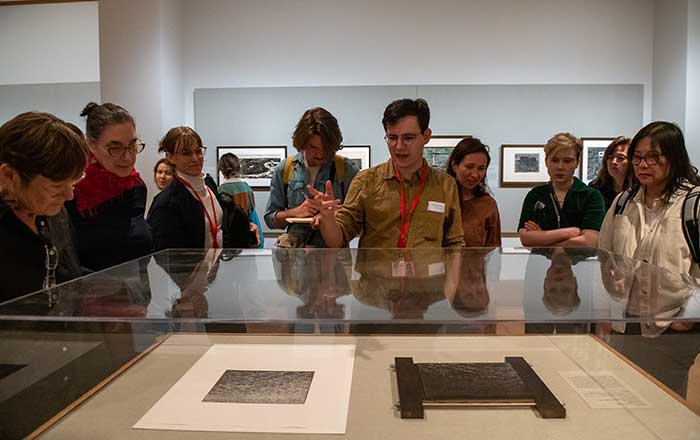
[384,133,421,147]
[607,154,628,163]
[176,146,207,157]
[43,244,58,290]
[106,140,146,158]
[631,152,664,166]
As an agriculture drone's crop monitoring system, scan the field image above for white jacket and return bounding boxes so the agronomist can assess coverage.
[598,186,700,333]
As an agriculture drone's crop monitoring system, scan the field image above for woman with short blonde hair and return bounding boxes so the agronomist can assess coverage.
[518,132,605,247]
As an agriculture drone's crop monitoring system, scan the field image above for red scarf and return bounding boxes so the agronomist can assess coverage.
[74,162,143,215]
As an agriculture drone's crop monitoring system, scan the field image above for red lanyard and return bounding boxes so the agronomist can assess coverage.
[177,177,220,248]
[395,163,428,248]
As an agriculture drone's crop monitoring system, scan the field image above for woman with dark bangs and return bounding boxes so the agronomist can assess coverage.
[67,102,153,271]
[446,137,501,247]
[589,136,632,210]
[0,112,87,301]
[148,126,257,250]
[599,121,700,280]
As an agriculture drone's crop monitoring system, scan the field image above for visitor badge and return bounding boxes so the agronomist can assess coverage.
[428,201,445,213]
[392,259,415,278]
[428,262,445,276]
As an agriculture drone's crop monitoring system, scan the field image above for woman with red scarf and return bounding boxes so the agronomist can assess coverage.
[66,102,153,271]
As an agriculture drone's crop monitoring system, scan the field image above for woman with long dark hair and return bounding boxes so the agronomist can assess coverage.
[589,136,632,210]
[599,121,700,278]
[446,137,501,247]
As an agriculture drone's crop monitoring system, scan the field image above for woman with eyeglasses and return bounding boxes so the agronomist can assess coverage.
[599,122,700,280]
[148,126,258,250]
[0,112,87,301]
[446,137,501,247]
[65,102,153,271]
[589,136,632,210]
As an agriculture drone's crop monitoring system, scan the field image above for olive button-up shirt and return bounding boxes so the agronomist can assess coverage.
[335,160,464,248]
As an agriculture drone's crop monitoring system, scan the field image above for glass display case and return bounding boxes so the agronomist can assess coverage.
[0,247,699,438]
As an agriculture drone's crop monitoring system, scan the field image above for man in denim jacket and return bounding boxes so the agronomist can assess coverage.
[264,108,359,247]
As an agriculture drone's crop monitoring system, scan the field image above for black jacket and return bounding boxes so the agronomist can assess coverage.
[66,184,153,271]
[147,175,254,251]
[0,201,82,303]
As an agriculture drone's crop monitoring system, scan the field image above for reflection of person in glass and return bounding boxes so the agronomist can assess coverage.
[351,249,459,322]
[166,249,222,320]
[542,247,580,316]
[273,248,351,320]
[446,249,491,317]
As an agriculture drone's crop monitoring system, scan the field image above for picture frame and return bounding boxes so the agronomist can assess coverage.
[581,137,615,184]
[338,145,371,170]
[423,135,470,171]
[216,146,287,189]
[500,144,548,188]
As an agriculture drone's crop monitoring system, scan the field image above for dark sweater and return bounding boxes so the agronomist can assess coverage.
[0,201,82,303]
[66,185,153,271]
[148,175,256,251]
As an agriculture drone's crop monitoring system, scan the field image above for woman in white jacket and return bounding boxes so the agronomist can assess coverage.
[598,121,700,332]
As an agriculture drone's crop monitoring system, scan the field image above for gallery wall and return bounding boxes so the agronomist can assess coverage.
[180,0,655,125]
[194,83,643,233]
[3,0,698,234]
[0,2,99,85]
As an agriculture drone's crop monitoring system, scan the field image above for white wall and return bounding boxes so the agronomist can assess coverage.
[652,0,688,127]
[686,0,700,162]
[159,0,184,130]
[181,0,655,126]
[99,0,182,202]
[0,2,99,85]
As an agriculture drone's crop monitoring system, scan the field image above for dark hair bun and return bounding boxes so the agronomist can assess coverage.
[80,102,99,118]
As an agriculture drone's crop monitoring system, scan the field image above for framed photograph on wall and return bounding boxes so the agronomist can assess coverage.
[581,137,615,184]
[338,145,371,170]
[500,144,549,188]
[216,146,287,189]
[423,135,470,171]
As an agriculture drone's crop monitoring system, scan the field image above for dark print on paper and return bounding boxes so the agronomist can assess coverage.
[423,147,452,171]
[203,370,315,404]
[587,147,606,181]
[240,158,281,180]
[347,158,362,170]
[514,154,540,173]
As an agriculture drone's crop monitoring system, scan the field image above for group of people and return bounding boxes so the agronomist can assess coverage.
[0,96,698,305]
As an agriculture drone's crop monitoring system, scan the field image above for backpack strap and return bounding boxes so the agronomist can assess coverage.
[282,156,296,186]
[682,185,700,264]
[285,154,346,191]
[334,154,345,183]
[614,186,638,216]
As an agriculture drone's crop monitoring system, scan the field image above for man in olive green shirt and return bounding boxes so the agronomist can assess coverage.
[309,98,464,248]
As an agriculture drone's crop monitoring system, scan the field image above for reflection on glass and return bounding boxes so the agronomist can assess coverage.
[272,248,351,319]
[446,249,492,318]
[542,247,581,316]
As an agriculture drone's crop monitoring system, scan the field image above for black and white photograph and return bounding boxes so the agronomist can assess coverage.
[135,344,356,434]
[216,146,287,189]
[423,135,469,171]
[203,370,314,404]
[581,138,616,183]
[514,154,540,173]
[338,145,371,170]
[500,144,549,188]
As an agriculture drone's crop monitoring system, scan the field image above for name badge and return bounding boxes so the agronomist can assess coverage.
[392,259,415,278]
[428,201,445,213]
